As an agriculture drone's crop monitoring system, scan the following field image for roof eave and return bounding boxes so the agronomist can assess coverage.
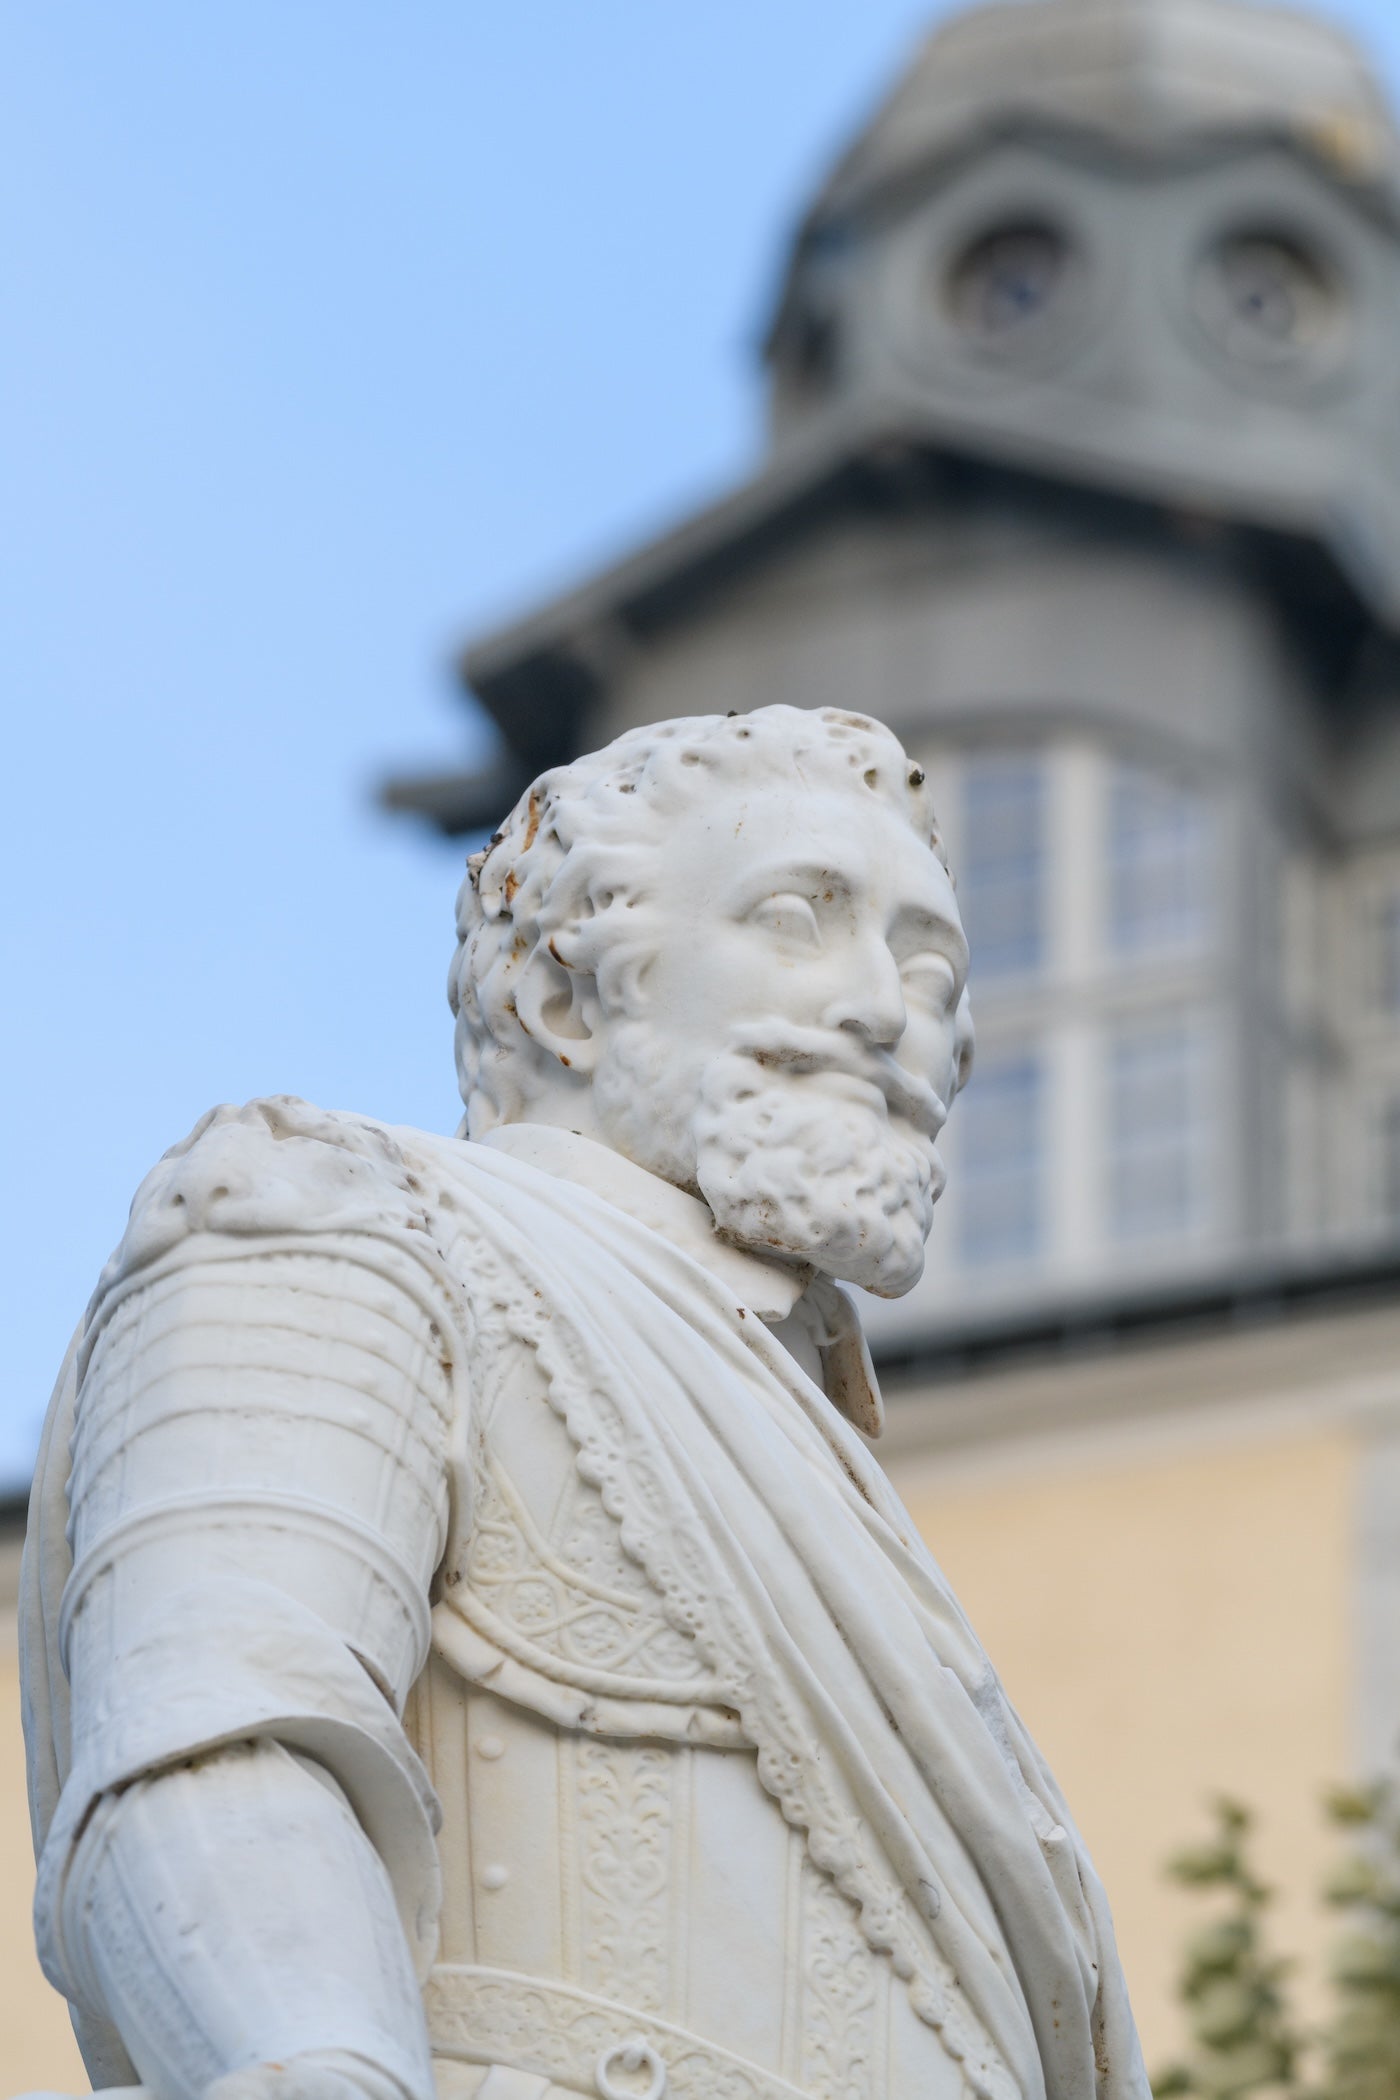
[459,394,1392,718]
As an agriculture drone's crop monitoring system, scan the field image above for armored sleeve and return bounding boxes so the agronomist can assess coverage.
[29,1097,465,2068]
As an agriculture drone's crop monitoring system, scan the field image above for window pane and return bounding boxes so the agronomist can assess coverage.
[1108,764,1209,957]
[1108,1021,1204,1241]
[1374,892,1400,1014]
[1378,1097,1400,1224]
[958,1052,1044,1266]
[961,756,1045,979]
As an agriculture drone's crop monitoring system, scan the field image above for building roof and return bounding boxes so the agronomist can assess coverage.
[382,386,1394,832]
[810,0,1399,229]
[382,0,1400,834]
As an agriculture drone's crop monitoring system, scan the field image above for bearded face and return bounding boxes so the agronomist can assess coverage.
[480,767,973,1295]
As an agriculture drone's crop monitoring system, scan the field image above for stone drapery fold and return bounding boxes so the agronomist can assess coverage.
[433,1137,1148,2100]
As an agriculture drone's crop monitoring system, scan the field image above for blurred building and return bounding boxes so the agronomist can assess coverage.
[383,0,1400,2060]
[393,0,1400,1333]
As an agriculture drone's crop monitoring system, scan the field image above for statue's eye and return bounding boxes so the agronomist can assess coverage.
[900,952,958,1008]
[749,893,822,947]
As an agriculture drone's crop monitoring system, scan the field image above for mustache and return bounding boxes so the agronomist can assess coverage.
[722,1023,949,1141]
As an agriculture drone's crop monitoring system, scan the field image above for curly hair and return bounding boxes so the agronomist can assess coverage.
[448,705,947,1134]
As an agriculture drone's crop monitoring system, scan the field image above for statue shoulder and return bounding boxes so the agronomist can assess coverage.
[96,1094,441,1301]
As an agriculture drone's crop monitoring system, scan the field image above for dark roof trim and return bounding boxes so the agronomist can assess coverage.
[379,752,537,840]
[461,416,856,693]
[875,1241,1400,1390]
[459,395,1391,723]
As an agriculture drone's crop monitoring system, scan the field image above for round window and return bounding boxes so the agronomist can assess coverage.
[1192,231,1340,368]
[944,223,1074,345]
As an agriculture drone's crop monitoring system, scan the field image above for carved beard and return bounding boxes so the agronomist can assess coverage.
[692,1049,939,1297]
[593,1024,941,1298]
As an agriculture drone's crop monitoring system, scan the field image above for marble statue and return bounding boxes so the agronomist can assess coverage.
[20,707,1148,2100]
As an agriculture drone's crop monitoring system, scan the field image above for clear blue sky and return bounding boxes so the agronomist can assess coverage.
[4,0,1399,1490]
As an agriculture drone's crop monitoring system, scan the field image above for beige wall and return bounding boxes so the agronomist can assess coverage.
[891,1419,1353,2069]
[1,1534,87,2094]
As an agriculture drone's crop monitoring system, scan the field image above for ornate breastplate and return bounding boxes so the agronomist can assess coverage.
[430,1331,743,1744]
[448,1441,721,1707]
[409,1336,969,2100]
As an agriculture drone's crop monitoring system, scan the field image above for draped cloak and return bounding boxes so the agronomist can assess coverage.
[22,1101,1149,2100]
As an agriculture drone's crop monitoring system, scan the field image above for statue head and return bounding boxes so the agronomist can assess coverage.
[449,705,974,1296]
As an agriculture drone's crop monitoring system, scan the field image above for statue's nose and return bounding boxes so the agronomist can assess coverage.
[823,947,906,1048]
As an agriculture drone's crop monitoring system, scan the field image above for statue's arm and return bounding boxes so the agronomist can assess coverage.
[56,1740,429,2100]
[28,1102,461,2100]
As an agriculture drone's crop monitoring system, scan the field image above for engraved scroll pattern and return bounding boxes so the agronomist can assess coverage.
[426,1965,811,2100]
[800,1861,879,2100]
[576,1740,673,2013]
[464,1455,707,1685]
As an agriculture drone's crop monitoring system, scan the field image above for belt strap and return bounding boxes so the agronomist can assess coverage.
[426,1963,815,2100]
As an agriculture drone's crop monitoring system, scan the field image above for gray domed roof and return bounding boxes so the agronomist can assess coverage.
[812,0,1398,223]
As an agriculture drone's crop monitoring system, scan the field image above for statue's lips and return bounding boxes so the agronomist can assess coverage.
[730,1025,948,1142]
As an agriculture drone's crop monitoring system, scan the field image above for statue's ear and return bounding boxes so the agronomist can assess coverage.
[512,943,604,1076]
[952,988,975,1095]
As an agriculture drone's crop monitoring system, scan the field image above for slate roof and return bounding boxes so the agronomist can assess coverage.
[811,0,1398,226]
[383,0,1400,833]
